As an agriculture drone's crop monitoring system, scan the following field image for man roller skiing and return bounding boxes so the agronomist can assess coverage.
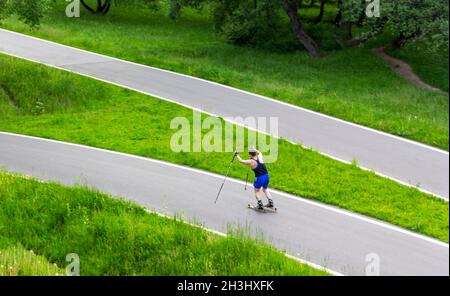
[235,147,274,210]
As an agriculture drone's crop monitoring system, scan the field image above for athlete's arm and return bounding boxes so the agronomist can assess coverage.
[256,149,264,163]
[236,153,257,168]
[236,155,252,165]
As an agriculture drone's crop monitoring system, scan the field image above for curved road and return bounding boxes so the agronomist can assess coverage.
[0,29,448,199]
[0,132,448,276]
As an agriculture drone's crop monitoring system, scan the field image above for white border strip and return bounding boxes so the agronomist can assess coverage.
[1,131,448,249]
[0,50,447,201]
[4,171,342,276]
[0,28,447,155]
[284,254,343,276]
[147,210,343,276]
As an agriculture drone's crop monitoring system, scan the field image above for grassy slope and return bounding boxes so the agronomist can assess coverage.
[0,54,448,242]
[0,173,327,276]
[0,4,448,150]
[0,245,65,276]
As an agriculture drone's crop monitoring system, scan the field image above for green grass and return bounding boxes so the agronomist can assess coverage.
[0,53,448,242]
[0,3,448,149]
[0,245,65,276]
[0,172,328,276]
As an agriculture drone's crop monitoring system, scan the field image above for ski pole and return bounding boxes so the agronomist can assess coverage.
[214,153,237,204]
[244,169,249,191]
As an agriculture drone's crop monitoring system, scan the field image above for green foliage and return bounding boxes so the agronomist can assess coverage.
[180,0,299,51]
[340,0,449,49]
[0,0,50,26]
[168,0,206,19]
[220,1,285,48]
[167,0,291,50]
[0,0,9,21]
[3,0,447,52]
[338,0,364,23]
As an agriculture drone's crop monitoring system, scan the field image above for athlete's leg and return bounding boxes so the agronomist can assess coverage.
[262,175,274,207]
[254,188,262,202]
[254,189,264,209]
[262,188,272,201]
[253,177,264,209]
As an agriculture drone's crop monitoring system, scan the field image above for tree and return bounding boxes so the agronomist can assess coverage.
[170,0,322,57]
[338,0,449,50]
[389,0,448,50]
[283,0,320,56]
[4,0,444,57]
[0,0,50,27]
[209,0,284,48]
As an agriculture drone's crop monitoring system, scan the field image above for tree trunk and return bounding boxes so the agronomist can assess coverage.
[356,9,366,27]
[314,0,326,23]
[283,0,321,57]
[346,18,387,47]
[334,0,342,25]
[392,32,419,49]
[342,22,352,41]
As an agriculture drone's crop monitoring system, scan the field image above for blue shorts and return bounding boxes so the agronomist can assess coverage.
[254,174,270,190]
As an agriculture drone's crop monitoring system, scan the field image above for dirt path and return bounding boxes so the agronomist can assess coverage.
[372,47,447,94]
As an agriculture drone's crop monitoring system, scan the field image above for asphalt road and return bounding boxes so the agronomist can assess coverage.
[0,29,448,199]
[0,132,448,276]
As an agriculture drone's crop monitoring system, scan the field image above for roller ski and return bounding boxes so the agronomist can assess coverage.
[248,200,277,213]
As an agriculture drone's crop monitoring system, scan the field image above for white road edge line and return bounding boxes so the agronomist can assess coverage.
[8,172,342,276]
[1,28,447,156]
[0,50,447,201]
[147,210,344,276]
[1,131,448,249]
